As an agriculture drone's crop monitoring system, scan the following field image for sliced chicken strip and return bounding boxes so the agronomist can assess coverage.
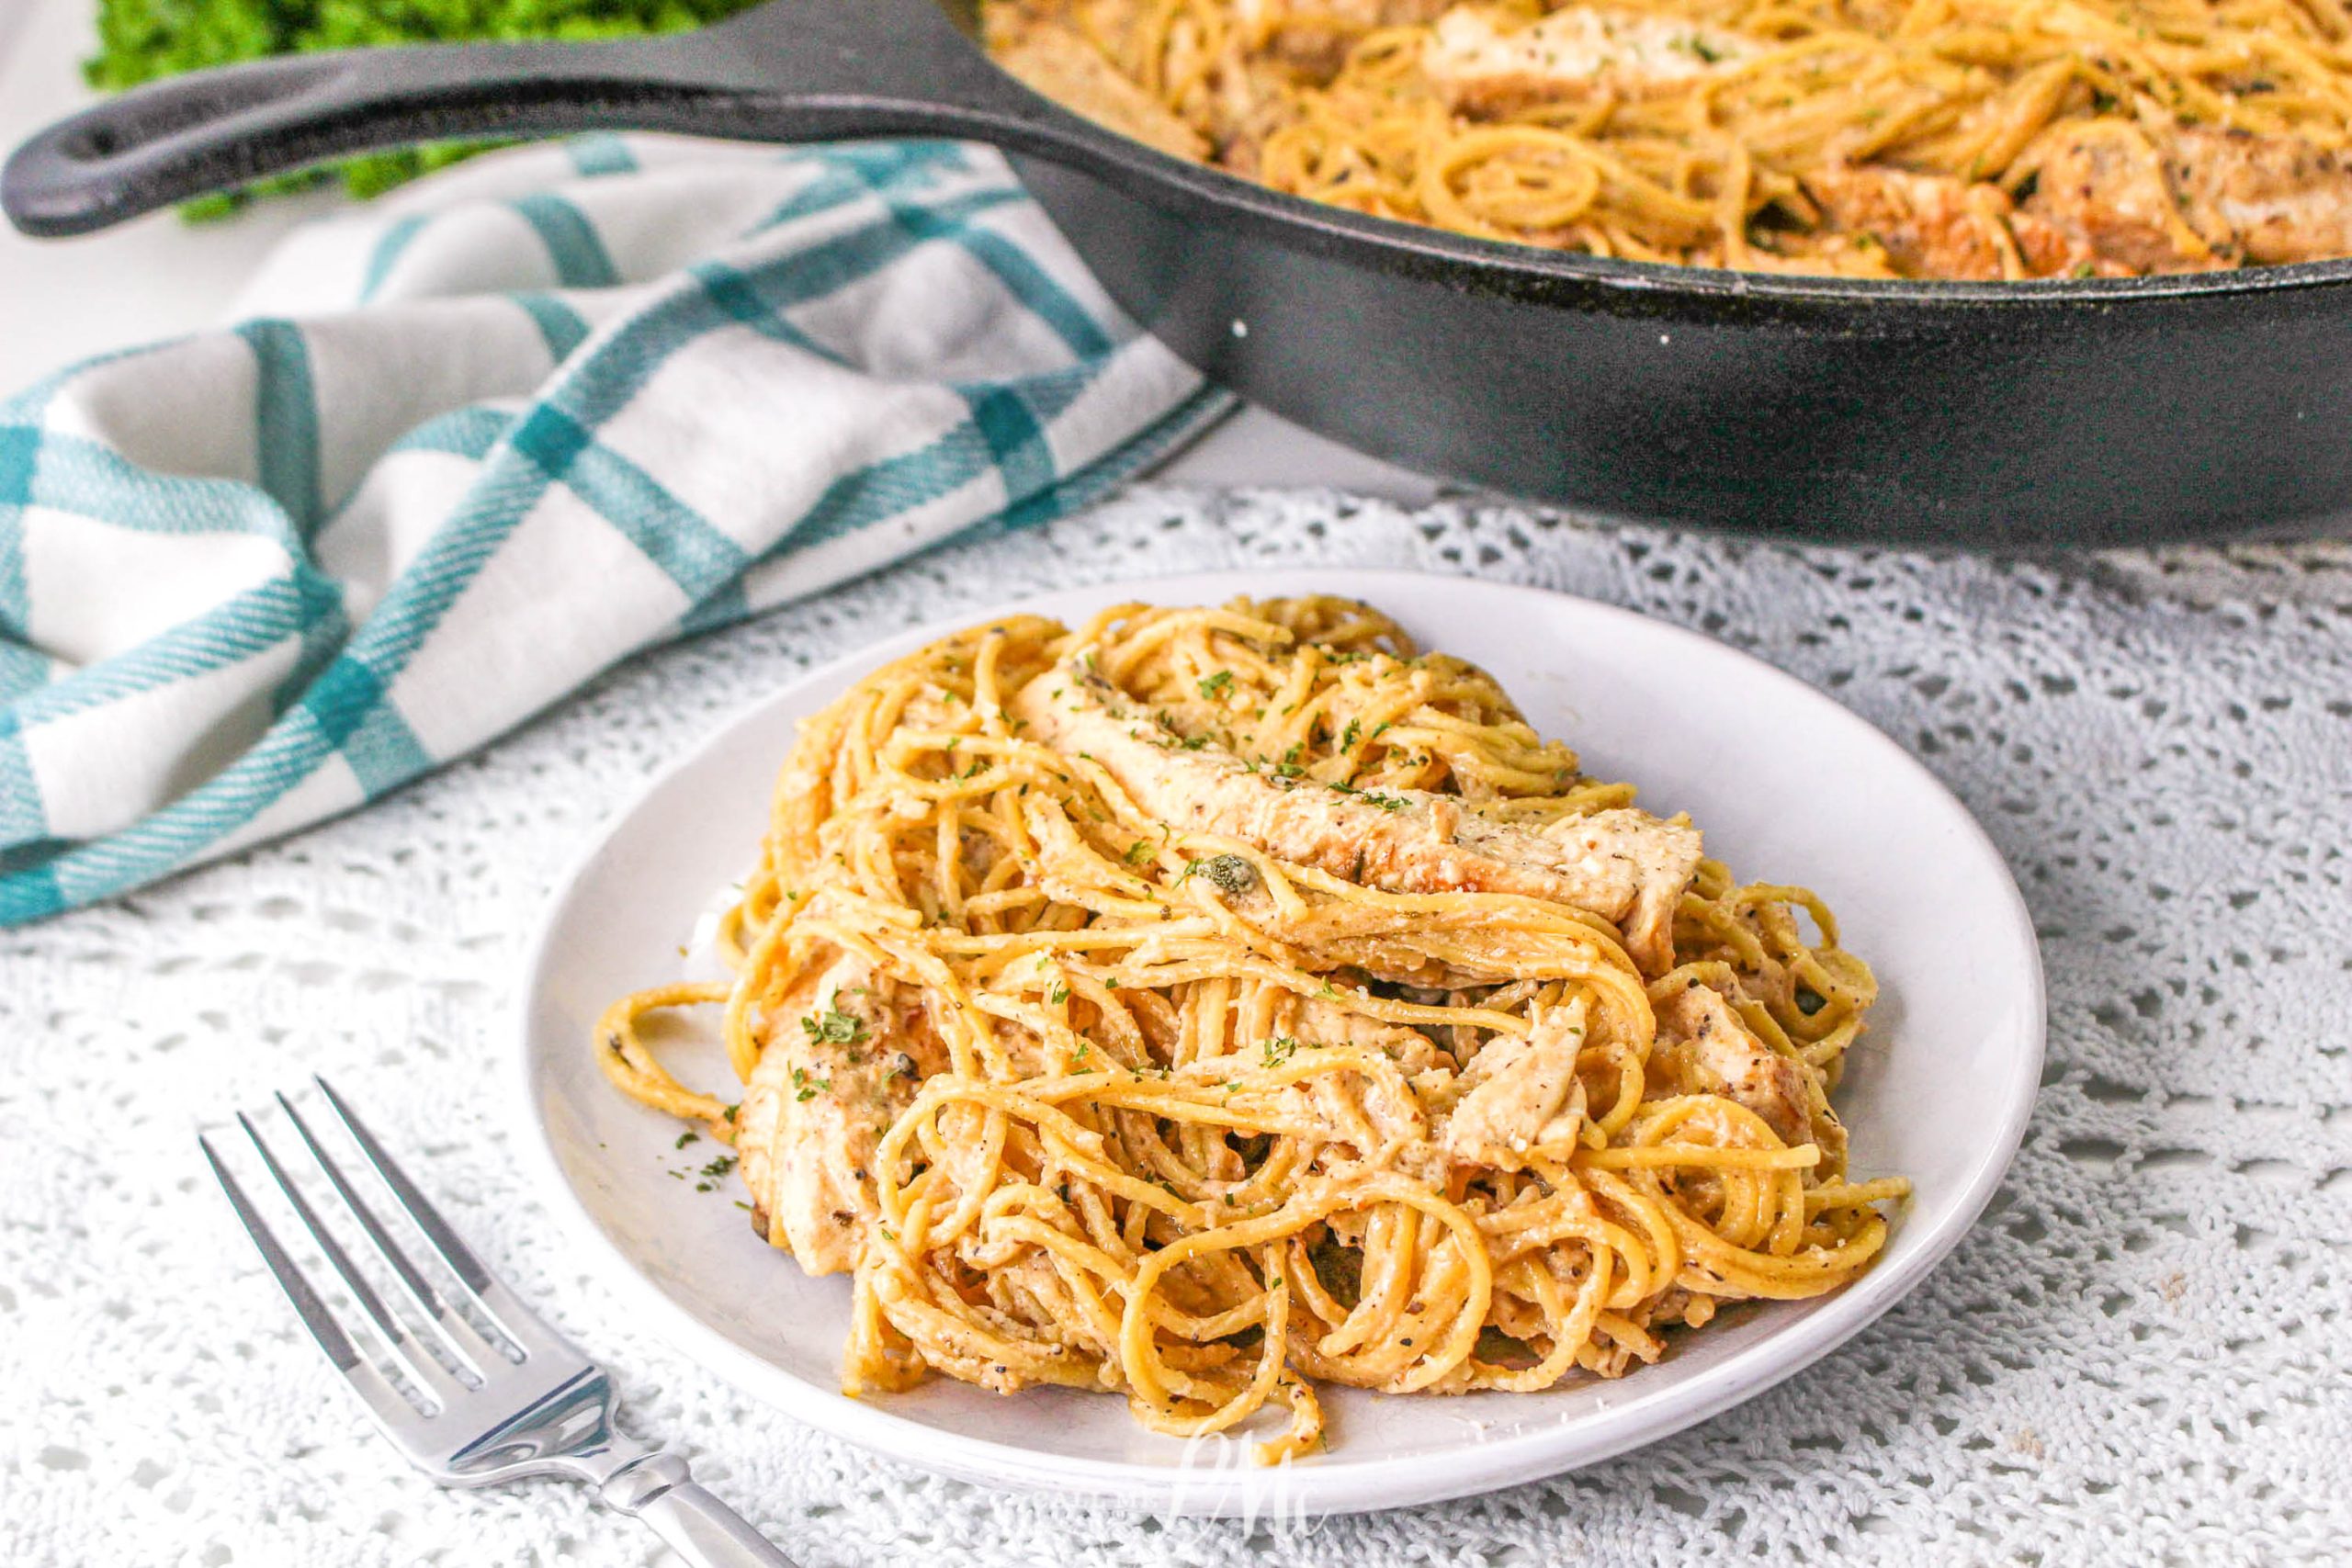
[1424,6,1757,119]
[2015,119,2225,275]
[1651,983,1839,1159]
[1012,655,1702,972]
[736,950,945,1275]
[1270,1067,1433,1166]
[1802,164,2104,280]
[2165,125,2352,266]
[1436,998,1589,1167]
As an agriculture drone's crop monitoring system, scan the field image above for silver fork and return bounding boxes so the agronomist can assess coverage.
[201,1076,797,1568]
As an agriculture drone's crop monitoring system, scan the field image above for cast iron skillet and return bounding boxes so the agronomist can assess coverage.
[6,0,2349,546]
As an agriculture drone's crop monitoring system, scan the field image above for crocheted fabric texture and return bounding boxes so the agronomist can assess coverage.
[4,491,2346,1567]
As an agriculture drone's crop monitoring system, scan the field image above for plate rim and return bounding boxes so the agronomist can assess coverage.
[508,566,2046,1517]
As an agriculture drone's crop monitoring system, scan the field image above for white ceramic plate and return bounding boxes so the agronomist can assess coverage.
[514,569,2043,1517]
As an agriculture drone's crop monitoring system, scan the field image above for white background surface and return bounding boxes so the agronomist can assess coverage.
[0,0,1439,496]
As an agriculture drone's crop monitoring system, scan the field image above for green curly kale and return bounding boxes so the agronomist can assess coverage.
[85,0,767,219]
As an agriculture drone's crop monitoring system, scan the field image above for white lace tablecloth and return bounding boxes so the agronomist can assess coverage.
[5,491,2348,1568]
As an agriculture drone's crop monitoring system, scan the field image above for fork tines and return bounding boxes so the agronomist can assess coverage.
[202,1078,800,1565]
[199,1077,557,1433]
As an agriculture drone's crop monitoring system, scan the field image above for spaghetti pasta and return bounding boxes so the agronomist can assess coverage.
[596,597,1905,1459]
[981,0,2352,277]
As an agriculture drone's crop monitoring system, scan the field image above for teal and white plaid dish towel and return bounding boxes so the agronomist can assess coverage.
[0,135,1231,923]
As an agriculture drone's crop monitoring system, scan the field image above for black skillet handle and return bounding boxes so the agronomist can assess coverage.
[2,0,1087,237]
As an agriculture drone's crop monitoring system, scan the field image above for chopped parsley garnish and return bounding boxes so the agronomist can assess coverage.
[1049,981,1071,1005]
[801,1007,870,1047]
[1261,1035,1300,1068]
[1198,670,1235,700]
[1183,853,1258,894]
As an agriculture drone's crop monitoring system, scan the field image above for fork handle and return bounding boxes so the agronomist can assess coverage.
[601,1451,799,1568]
